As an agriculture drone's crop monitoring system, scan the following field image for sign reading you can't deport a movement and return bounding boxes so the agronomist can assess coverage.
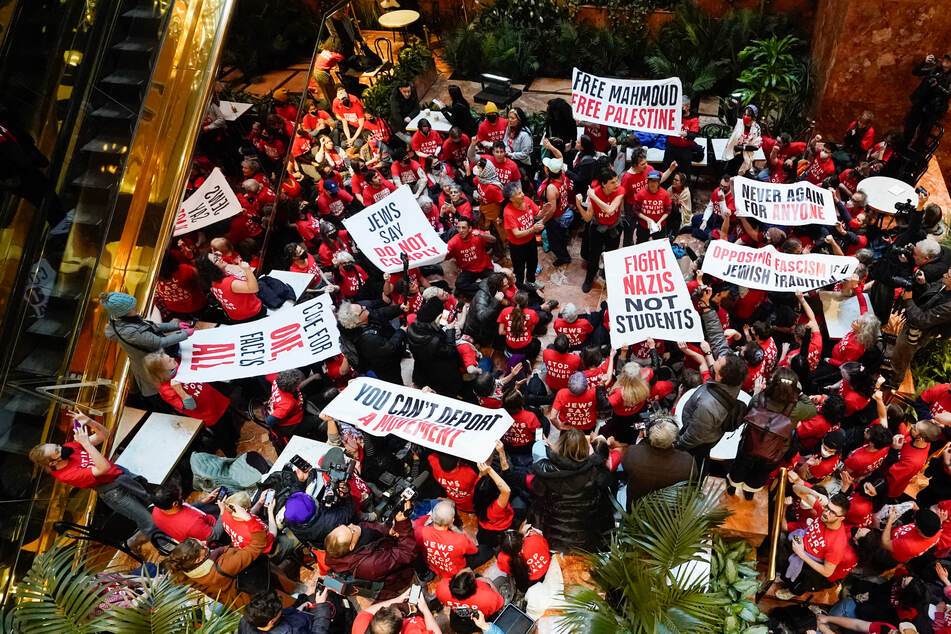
[571,68,682,135]
[604,239,703,349]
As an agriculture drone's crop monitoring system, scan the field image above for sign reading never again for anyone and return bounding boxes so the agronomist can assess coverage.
[321,377,513,463]
[604,239,703,349]
[343,185,448,274]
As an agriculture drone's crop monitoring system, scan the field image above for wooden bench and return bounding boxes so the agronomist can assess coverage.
[704,476,769,548]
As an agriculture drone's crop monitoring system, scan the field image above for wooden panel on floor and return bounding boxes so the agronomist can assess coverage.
[704,476,770,548]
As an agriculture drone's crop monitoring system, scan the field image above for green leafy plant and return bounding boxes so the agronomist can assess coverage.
[558,482,730,634]
[710,535,769,634]
[911,336,951,393]
[735,35,806,128]
[360,43,434,116]
[4,542,240,633]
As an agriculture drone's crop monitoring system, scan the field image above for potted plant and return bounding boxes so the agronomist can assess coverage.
[559,481,730,633]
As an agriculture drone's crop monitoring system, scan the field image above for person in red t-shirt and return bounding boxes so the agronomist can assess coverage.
[473,447,519,546]
[804,143,836,185]
[497,291,541,360]
[390,153,427,197]
[446,216,496,296]
[440,126,470,164]
[502,183,544,289]
[476,102,507,146]
[198,254,264,323]
[501,390,542,452]
[361,168,398,204]
[438,182,474,224]
[553,303,596,349]
[886,420,941,497]
[220,491,274,553]
[814,615,899,634]
[577,167,625,292]
[316,180,354,218]
[265,369,323,450]
[777,474,850,599]
[29,411,156,534]
[417,500,478,578]
[144,351,239,456]
[882,508,943,562]
[603,361,650,445]
[428,453,479,512]
[633,170,672,243]
[436,569,505,629]
[498,528,551,591]
[844,425,893,479]
[151,483,219,543]
[156,257,206,318]
[350,590,441,634]
[542,334,583,392]
[411,119,444,158]
[795,394,847,454]
[551,372,598,431]
[332,86,366,147]
[915,382,951,426]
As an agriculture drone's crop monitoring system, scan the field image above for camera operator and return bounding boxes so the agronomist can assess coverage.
[282,489,355,551]
[869,234,951,322]
[890,267,951,382]
[905,53,951,149]
[435,568,505,634]
[351,587,440,634]
[323,499,417,600]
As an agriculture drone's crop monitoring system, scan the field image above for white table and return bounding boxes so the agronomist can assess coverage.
[820,291,870,339]
[112,406,147,457]
[265,435,334,480]
[406,109,452,133]
[674,386,752,461]
[645,144,708,167]
[857,176,916,215]
[115,413,203,483]
[709,138,766,162]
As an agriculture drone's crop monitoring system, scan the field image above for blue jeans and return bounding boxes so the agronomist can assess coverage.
[829,597,856,618]
[97,470,156,535]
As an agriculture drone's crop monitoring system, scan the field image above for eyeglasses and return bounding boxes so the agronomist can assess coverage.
[823,507,844,519]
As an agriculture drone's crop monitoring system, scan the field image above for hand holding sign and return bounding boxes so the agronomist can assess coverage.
[571,68,682,135]
[174,168,243,236]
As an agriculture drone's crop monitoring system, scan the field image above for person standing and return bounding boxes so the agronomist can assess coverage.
[538,155,572,266]
[502,182,544,290]
[577,167,625,293]
[904,53,951,149]
[621,416,695,509]
[633,170,672,244]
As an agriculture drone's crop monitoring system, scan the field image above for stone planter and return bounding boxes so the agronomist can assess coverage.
[573,5,609,28]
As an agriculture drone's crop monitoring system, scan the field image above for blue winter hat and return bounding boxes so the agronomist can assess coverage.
[283,492,316,523]
[99,292,137,318]
[647,170,662,180]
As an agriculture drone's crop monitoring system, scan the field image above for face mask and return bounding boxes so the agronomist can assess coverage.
[820,446,835,458]
[742,116,752,126]
[340,97,350,107]
[487,114,498,122]
[820,151,829,159]
[59,445,75,460]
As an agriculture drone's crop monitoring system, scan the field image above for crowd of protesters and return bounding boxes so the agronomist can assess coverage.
[25,49,951,634]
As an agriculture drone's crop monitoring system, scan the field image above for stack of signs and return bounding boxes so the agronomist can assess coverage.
[732,176,838,226]
[343,185,448,274]
[571,68,682,135]
[173,168,244,236]
[603,239,703,349]
[175,295,340,382]
[321,377,513,463]
[702,241,858,292]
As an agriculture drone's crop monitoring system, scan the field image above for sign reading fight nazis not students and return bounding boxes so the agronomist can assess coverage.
[173,167,243,236]
[604,239,703,349]
[702,240,858,292]
[571,68,682,135]
[343,185,448,274]
[322,377,513,463]
[733,175,838,226]
[175,295,340,382]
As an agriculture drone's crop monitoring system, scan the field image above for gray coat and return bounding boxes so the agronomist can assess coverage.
[676,308,742,451]
[104,316,188,396]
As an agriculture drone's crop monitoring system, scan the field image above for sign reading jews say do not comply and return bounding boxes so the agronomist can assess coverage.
[173,167,243,236]
[733,176,838,226]
[322,377,513,463]
[343,185,448,274]
[174,295,340,382]
[571,68,682,135]
[702,240,858,293]
[604,239,703,349]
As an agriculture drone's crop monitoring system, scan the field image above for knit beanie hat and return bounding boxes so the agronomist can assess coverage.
[283,492,316,523]
[416,297,444,324]
[99,292,137,318]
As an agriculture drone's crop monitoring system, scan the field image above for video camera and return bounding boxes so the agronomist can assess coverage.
[315,448,356,508]
[371,471,429,523]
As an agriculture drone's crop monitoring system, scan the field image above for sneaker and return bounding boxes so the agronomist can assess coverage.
[725,484,737,496]
[743,490,755,501]
[582,281,592,293]
[524,281,545,291]
[774,588,797,601]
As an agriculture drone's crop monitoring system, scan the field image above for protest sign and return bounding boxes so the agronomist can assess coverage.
[343,185,447,274]
[733,176,838,226]
[571,68,682,135]
[603,239,703,349]
[175,295,340,382]
[702,240,857,292]
[820,290,870,339]
[219,100,253,121]
[173,168,243,236]
[322,377,513,463]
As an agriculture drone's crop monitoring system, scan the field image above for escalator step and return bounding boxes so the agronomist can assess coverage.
[71,170,117,189]
[0,392,51,417]
[101,70,149,86]
[90,104,137,120]
[14,345,64,376]
[80,136,130,155]
[112,37,156,53]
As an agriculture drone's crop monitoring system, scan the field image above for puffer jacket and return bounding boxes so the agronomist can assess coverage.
[406,322,463,397]
[105,316,189,396]
[463,279,503,346]
[530,446,613,552]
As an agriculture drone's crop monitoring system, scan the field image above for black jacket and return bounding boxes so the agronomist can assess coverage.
[462,279,503,346]
[389,85,420,131]
[406,321,463,397]
[344,305,406,385]
[530,447,613,552]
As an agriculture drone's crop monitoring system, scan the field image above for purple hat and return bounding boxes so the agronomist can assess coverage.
[568,371,588,396]
[283,492,316,523]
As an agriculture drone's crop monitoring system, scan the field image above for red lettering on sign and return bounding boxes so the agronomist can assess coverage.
[189,343,236,370]
[269,324,304,360]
